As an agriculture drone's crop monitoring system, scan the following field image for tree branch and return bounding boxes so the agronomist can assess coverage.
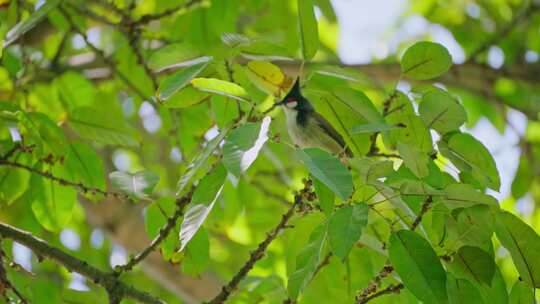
[0,159,128,199]
[0,236,28,304]
[114,191,193,274]
[0,222,164,304]
[358,283,404,304]
[208,180,314,304]
[466,1,540,63]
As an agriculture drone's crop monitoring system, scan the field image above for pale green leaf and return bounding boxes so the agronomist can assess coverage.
[191,78,247,101]
[419,89,467,134]
[223,116,271,177]
[109,171,159,199]
[397,142,430,178]
[179,164,227,251]
[401,41,452,80]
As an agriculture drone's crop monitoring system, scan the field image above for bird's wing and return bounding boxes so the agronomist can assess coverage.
[312,112,352,156]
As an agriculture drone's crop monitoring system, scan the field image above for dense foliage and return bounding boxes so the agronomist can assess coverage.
[0,0,540,303]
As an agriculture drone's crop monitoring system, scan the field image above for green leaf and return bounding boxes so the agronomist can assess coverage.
[109,171,159,199]
[163,85,210,108]
[177,126,230,195]
[456,205,494,245]
[191,78,247,101]
[440,183,498,209]
[145,197,178,260]
[182,227,210,275]
[511,155,534,199]
[287,223,327,299]
[157,62,209,101]
[509,280,535,304]
[389,230,448,304]
[69,106,139,147]
[419,89,467,134]
[313,177,334,216]
[349,157,394,183]
[401,41,452,80]
[494,210,540,288]
[0,155,30,205]
[30,172,76,232]
[448,246,495,285]
[350,122,400,134]
[17,112,68,157]
[55,71,96,110]
[295,148,353,200]
[179,164,227,251]
[147,43,210,72]
[397,142,430,178]
[446,273,485,304]
[439,132,500,190]
[245,61,286,96]
[328,203,368,260]
[4,0,60,46]
[297,0,319,60]
[223,117,271,177]
[64,143,106,191]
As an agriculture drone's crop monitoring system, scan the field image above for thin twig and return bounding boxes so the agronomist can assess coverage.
[59,6,153,104]
[0,236,28,304]
[0,222,164,304]
[467,2,540,62]
[359,283,404,304]
[0,159,128,199]
[368,90,398,156]
[114,191,193,274]
[208,180,313,304]
[133,0,204,25]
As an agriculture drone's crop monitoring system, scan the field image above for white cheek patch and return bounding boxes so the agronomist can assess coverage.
[286,101,297,108]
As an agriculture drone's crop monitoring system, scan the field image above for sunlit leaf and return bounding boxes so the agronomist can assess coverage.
[223,116,271,177]
[191,78,248,101]
[163,85,210,108]
[245,61,286,96]
[179,164,227,251]
[401,41,452,80]
[109,171,159,199]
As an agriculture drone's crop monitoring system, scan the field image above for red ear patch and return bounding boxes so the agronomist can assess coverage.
[286,97,296,103]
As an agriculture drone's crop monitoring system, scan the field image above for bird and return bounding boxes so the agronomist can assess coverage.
[275,79,352,157]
